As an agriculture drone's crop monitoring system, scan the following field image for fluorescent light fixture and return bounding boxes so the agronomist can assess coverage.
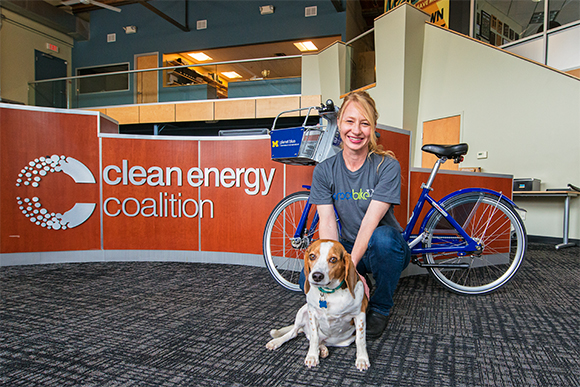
[187,52,212,61]
[293,41,318,52]
[260,5,274,15]
[221,71,242,79]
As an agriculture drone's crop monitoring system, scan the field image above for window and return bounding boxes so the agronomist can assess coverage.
[77,63,130,94]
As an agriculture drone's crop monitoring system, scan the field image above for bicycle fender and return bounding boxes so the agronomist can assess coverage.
[418,188,521,233]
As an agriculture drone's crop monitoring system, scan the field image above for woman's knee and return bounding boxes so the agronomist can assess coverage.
[368,226,404,252]
[367,226,410,268]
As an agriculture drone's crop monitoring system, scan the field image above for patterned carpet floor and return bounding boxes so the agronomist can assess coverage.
[1,244,579,386]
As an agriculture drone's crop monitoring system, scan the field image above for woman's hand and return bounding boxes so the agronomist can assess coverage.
[358,273,370,299]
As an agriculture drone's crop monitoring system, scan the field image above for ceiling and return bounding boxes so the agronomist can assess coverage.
[50,0,140,14]
[485,0,577,34]
[43,0,347,81]
[164,36,342,81]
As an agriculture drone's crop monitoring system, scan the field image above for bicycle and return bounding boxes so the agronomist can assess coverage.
[263,101,527,295]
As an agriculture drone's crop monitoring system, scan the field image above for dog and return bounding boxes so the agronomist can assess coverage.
[266,239,370,371]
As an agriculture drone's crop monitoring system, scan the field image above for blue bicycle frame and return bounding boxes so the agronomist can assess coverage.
[292,159,519,260]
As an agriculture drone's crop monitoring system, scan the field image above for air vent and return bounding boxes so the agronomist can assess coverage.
[197,20,207,30]
[305,6,317,17]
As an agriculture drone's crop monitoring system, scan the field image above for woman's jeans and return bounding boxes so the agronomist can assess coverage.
[299,225,411,317]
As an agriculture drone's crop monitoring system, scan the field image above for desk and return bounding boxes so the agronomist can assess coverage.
[513,191,579,249]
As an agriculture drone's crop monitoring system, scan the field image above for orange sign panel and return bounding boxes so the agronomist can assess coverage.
[0,108,101,253]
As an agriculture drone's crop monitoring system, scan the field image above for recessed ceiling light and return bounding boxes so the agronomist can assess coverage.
[221,71,242,79]
[293,41,318,52]
[259,5,274,15]
[188,52,212,61]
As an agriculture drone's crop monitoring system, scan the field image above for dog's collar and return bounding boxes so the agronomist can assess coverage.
[318,280,345,294]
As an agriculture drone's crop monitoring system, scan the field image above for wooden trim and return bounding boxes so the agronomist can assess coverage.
[340,83,376,100]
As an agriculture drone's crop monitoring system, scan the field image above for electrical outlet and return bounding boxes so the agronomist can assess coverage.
[107,33,116,43]
[477,151,488,159]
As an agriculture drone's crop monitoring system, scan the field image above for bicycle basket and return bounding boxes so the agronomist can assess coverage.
[270,125,327,166]
[269,103,341,166]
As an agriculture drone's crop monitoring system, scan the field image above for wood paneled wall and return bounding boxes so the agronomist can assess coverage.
[90,95,322,125]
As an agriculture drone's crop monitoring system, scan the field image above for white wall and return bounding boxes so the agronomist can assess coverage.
[547,23,580,71]
[301,41,346,106]
[417,25,580,240]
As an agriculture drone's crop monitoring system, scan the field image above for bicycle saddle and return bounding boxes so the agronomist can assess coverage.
[421,143,469,159]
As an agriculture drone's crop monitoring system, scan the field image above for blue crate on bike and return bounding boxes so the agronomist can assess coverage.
[270,126,325,166]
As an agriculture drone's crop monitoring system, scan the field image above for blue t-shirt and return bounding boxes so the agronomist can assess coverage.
[310,151,402,243]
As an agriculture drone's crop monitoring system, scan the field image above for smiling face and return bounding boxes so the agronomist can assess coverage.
[338,100,374,156]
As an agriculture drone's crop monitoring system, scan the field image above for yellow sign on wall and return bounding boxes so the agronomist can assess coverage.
[385,0,449,28]
[416,0,449,28]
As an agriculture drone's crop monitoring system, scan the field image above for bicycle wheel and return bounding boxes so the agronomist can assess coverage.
[423,192,527,295]
[263,191,318,292]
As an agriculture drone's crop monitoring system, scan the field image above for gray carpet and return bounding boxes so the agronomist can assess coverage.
[1,244,579,386]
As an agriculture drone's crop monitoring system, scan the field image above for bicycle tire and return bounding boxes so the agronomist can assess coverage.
[423,192,527,295]
[263,191,318,292]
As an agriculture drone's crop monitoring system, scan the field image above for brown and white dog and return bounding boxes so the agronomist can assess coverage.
[266,239,370,371]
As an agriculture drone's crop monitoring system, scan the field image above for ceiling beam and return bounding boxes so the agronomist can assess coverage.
[138,0,190,32]
[1,0,89,40]
[330,0,344,12]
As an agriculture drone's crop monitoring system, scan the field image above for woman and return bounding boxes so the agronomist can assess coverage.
[307,91,411,339]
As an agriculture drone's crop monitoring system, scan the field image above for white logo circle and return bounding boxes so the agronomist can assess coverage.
[16,155,96,230]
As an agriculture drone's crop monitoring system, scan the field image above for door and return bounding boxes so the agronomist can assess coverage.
[35,50,67,108]
[422,115,461,171]
[135,53,158,103]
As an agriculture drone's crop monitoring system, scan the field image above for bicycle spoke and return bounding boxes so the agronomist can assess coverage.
[424,193,526,294]
[263,191,316,291]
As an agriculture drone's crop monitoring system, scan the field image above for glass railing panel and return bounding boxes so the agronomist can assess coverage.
[28,78,68,109]
[27,55,302,109]
[216,57,302,98]
[346,29,376,93]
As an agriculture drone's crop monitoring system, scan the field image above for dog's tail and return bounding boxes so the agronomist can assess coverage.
[269,325,294,338]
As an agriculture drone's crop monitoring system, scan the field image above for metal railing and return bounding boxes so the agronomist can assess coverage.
[28,55,303,109]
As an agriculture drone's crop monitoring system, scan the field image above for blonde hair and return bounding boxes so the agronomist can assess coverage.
[338,91,396,160]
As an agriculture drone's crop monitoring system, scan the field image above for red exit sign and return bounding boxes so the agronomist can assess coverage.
[46,43,59,53]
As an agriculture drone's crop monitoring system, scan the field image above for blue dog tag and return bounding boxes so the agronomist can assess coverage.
[319,300,328,308]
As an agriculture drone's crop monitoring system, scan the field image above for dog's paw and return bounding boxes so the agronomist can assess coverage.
[266,339,281,350]
[356,356,370,371]
[304,354,319,368]
[319,344,329,359]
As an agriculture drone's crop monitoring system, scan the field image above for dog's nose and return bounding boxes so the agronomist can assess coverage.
[311,272,325,282]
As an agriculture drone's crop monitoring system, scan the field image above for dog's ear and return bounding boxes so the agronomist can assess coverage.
[303,244,313,294]
[344,249,358,299]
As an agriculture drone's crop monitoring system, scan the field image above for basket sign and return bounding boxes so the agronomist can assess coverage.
[271,127,305,159]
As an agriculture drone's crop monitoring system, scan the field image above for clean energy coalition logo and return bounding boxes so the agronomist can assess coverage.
[15,155,96,230]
